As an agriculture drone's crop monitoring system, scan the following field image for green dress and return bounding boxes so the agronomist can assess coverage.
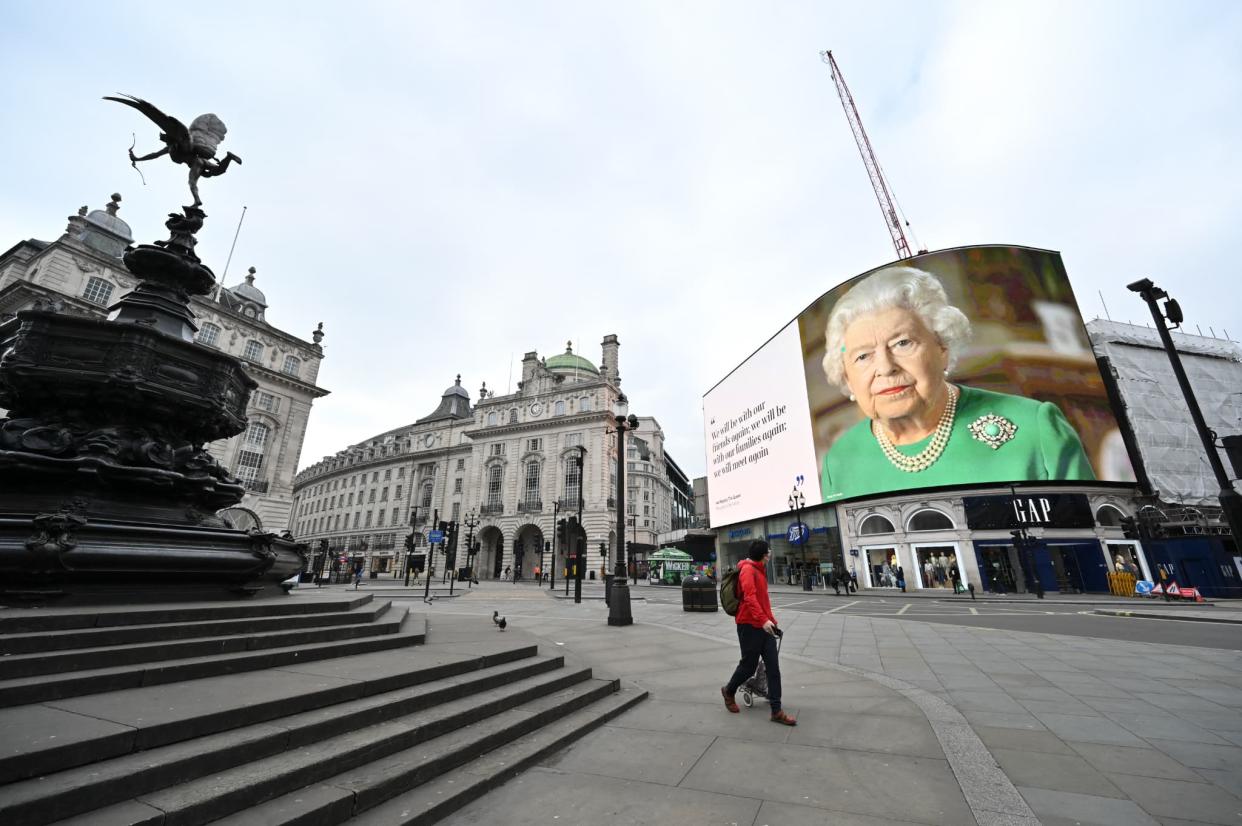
[820,385,1096,502]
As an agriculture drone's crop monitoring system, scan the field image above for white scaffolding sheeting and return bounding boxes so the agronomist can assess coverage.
[1088,320,1242,506]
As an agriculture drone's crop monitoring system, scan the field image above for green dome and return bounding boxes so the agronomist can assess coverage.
[545,341,599,375]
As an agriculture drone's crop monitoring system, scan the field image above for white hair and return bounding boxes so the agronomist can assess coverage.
[821,266,972,392]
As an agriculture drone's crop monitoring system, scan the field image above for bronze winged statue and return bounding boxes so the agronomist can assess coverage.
[104,94,242,208]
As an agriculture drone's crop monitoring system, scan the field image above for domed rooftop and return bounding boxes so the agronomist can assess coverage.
[229,267,267,307]
[417,375,473,424]
[545,341,599,376]
[84,193,133,242]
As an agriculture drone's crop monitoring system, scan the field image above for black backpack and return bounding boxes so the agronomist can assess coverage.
[720,568,741,616]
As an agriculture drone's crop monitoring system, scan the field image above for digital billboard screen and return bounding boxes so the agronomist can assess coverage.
[703,245,1132,526]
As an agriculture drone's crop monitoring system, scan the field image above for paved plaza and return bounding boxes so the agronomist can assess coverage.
[335,578,1242,825]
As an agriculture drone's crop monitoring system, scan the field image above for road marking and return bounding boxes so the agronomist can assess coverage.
[777,599,818,608]
[897,603,911,615]
[969,607,978,615]
[822,600,859,614]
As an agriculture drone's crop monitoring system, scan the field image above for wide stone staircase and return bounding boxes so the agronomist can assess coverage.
[0,593,645,825]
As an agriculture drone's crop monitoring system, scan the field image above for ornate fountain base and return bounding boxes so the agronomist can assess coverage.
[0,211,304,604]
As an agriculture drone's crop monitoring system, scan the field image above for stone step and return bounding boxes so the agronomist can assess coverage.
[0,602,402,679]
[0,609,425,706]
[53,669,606,826]
[0,594,375,635]
[0,654,564,826]
[213,684,646,826]
[0,599,392,655]
[349,685,647,826]
[0,640,542,785]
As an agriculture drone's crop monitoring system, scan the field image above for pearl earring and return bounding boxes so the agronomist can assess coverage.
[943,369,950,376]
[849,393,856,401]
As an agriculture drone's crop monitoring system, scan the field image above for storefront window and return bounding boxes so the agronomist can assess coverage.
[913,544,963,590]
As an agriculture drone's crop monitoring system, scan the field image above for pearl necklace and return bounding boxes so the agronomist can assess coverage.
[872,385,959,473]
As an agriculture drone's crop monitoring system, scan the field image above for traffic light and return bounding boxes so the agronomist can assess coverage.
[1119,517,1139,540]
[404,534,414,552]
[438,520,448,535]
[447,521,458,551]
[599,542,606,558]
[625,540,632,559]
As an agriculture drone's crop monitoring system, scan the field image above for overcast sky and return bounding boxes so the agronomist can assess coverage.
[3,1,1240,479]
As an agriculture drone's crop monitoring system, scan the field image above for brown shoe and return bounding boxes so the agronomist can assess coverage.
[721,686,739,713]
[770,710,797,726]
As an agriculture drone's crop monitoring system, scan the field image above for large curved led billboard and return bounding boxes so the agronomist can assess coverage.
[704,245,1134,526]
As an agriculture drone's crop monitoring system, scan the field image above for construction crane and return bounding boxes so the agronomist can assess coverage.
[820,50,919,260]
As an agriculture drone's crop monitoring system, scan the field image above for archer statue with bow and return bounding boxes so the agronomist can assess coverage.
[104,94,242,208]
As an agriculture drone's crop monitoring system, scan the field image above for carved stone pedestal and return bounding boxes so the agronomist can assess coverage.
[0,207,303,603]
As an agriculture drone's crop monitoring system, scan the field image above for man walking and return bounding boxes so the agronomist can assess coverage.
[721,540,796,726]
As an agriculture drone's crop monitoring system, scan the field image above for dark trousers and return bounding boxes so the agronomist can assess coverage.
[725,624,782,712]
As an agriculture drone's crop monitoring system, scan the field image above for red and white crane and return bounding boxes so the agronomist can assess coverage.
[820,50,921,260]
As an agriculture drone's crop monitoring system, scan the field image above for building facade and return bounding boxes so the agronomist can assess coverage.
[0,194,329,530]
[292,338,683,580]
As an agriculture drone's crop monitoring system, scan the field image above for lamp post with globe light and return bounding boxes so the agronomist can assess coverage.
[608,394,638,626]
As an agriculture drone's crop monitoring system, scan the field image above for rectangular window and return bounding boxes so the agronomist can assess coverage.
[490,444,505,457]
[524,462,541,503]
[384,469,391,481]
[368,490,376,503]
[565,432,583,447]
[528,438,542,452]
[377,509,385,524]
[451,502,460,520]
[564,458,581,505]
[398,467,405,478]
[372,472,379,483]
[381,487,389,501]
[196,322,220,347]
[455,459,465,470]
[454,478,462,493]
[353,512,361,529]
[282,355,300,376]
[391,510,400,526]
[243,340,263,362]
[82,276,114,306]
[347,492,354,506]
[394,484,402,499]
[256,392,275,411]
[487,465,503,507]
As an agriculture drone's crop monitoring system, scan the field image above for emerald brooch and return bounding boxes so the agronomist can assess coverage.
[969,414,1017,450]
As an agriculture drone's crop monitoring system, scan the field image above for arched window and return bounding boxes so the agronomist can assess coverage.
[509,409,518,424]
[523,462,541,507]
[487,412,498,427]
[579,396,591,412]
[196,322,221,347]
[243,340,263,362]
[235,421,270,487]
[1095,505,1125,527]
[486,465,503,510]
[564,455,582,504]
[554,400,566,416]
[282,355,301,376]
[907,509,954,532]
[859,514,895,535]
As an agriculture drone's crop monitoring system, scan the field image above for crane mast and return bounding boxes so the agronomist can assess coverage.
[820,50,913,260]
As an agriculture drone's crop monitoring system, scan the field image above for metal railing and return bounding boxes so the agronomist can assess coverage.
[480,502,504,516]
[244,479,269,493]
[557,497,581,511]
[517,499,543,513]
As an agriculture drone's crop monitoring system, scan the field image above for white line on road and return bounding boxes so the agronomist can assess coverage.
[969,607,978,615]
[897,604,912,615]
[822,600,860,614]
[777,599,818,608]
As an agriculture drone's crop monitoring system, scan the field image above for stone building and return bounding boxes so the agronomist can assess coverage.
[0,194,329,530]
[291,337,682,580]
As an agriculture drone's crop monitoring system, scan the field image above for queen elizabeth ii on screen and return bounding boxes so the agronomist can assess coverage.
[819,265,1095,502]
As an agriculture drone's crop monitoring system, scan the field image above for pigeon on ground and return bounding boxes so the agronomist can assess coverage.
[492,610,507,631]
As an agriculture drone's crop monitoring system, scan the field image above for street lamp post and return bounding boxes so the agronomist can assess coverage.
[550,500,560,591]
[788,487,810,591]
[1129,279,1242,546]
[572,446,585,605]
[404,506,419,587]
[463,510,479,588]
[609,395,637,626]
[423,508,439,603]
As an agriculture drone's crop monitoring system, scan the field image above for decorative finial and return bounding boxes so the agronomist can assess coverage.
[480,380,488,398]
[105,193,122,216]
[77,205,88,216]
[245,266,256,283]
[312,321,324,345]
[455,374,461,386]
[566,340,573,353]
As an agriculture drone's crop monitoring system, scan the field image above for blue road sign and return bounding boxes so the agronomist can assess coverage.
[428,530,444,543]
[1135,580,1154,595]
[787,522,809,545]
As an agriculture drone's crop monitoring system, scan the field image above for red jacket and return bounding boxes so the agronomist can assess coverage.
[735,558,775,629]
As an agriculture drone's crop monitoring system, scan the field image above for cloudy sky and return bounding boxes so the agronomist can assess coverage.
[3,1,1239,479]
